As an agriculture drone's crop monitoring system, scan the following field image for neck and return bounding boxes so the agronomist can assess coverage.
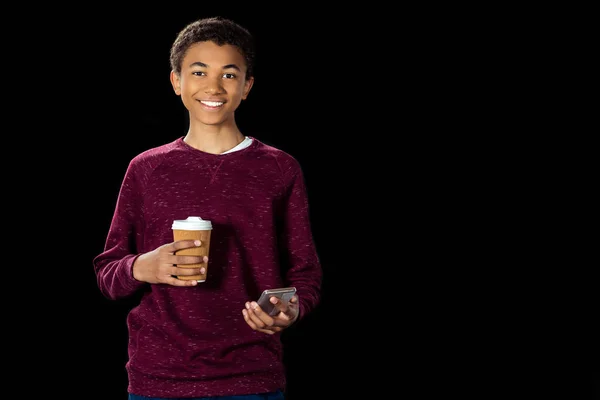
[183,128,245,155]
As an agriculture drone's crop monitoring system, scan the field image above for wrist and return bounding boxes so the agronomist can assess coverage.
[131,255,144,282]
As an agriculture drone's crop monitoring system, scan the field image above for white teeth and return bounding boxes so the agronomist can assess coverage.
[201,101,223,107]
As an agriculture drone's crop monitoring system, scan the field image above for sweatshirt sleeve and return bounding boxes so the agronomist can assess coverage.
[278,159,322,320]
[93,158,147,300]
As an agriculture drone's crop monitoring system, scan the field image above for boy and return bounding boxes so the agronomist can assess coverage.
[93,16,322,399]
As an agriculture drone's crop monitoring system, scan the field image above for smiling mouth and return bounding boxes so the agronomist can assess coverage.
[200,100,224,107]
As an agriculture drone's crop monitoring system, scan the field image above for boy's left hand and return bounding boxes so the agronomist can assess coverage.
[242,295,299,334]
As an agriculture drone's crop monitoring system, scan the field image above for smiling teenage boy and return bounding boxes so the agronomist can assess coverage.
[93,16,322,400]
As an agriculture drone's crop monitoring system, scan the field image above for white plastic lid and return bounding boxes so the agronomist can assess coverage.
[172,216,212,230]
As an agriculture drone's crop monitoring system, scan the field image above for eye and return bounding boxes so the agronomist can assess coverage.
[223,73,236,79]
[192,71,206,77]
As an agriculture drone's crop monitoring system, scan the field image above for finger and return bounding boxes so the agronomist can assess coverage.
[258,326,278,334]
[269,296,287,315]
[242,309,259,330]
[168,239,202,253]
[242,308,272,333]
[246,301,274,328]
[171,266,206,276]
[166,263,206,276]
[162,275,199,287]
[251,302,284,331]
[272,295,298,313]
[271,297,299,325]
[171,255,207,265]
[242,309,277,335]
[285,295,299,315]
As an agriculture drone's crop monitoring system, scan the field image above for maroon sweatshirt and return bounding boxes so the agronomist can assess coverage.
[93,137,322,398]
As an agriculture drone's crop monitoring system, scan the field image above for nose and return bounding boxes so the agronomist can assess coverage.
[204,78,223,95]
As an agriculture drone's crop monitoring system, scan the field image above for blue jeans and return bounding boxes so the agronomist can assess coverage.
[128,390,285,400]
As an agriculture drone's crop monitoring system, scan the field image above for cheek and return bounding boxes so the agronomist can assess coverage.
[178,88,196,109]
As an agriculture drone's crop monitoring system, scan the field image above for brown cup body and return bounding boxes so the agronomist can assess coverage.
[172,229,211,281]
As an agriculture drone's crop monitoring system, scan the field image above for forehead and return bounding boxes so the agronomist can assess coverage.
[182,41,247,70]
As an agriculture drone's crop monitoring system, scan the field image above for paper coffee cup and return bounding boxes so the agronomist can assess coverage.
[172,216,212,282]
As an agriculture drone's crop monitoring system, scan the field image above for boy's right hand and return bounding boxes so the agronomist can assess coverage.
[132,240,207,286]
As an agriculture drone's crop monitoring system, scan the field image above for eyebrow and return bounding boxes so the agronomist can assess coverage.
[189,61,241,72]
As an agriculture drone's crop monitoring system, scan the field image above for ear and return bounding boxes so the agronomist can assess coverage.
[242,76,254,100]
[170,71,181,95]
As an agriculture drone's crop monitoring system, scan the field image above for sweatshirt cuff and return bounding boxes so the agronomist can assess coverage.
[121,254,147,292]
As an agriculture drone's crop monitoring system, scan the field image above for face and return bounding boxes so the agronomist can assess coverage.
[170,41,254,126]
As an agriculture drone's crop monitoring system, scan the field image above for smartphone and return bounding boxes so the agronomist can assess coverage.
[257,287,297,316]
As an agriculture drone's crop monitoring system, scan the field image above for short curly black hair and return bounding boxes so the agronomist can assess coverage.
[169,16,255,80]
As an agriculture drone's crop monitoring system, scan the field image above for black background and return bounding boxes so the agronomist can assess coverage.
[45,7,396,399]
[6,5,598,399]
[9,7,418,399]
[85,11,338,400]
